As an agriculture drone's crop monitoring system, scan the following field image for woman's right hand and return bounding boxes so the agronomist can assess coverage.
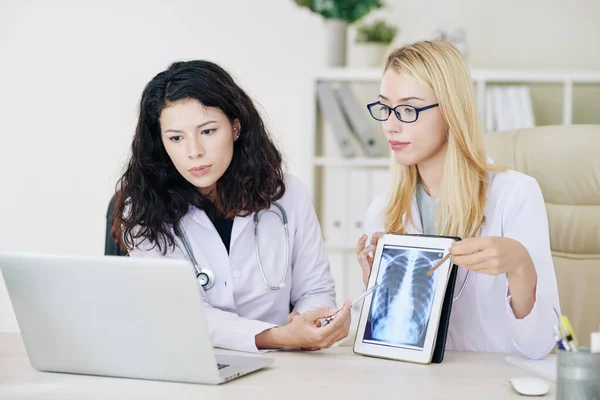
[256,301,351,350]
[357,232,384,286]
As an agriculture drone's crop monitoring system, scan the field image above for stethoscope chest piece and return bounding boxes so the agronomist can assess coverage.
[197,269,215,290]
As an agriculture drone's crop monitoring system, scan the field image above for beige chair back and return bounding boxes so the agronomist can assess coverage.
[485,125,600,346]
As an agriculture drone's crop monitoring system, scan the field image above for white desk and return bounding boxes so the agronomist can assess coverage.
[0,333,555,399]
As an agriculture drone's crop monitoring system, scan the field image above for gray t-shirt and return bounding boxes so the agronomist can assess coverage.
[416,184,437,235]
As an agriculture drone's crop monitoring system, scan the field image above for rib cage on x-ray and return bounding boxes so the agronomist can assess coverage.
[369,248,440,347]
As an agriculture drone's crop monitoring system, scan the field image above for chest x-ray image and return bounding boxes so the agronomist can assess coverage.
[363,246,444,349]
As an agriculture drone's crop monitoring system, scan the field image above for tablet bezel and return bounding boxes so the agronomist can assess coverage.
[353,234,456,364]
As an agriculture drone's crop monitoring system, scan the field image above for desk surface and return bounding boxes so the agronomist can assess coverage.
[0,333,555,399]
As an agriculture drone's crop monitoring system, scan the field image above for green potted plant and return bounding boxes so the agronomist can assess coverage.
[293,0,385,67]
[353,19,398,67]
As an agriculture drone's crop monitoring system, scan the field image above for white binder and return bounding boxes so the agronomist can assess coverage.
[336,84,384,157]
[322,167,348,247]
[368,168,392,204]
[347,168,370,245]
[519,86,536,128]
[316,82,357,157]
[485,88,495,132]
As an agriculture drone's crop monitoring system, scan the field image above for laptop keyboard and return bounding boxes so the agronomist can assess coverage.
[217,363,230,370]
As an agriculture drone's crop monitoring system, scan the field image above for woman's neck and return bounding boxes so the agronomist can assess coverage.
[198,183,217,201]
[417,145,447,198]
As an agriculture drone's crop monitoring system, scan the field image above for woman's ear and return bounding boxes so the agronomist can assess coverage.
[233,119,241,141]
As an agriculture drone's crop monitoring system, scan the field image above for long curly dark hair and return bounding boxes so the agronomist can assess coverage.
[111,60,285,254]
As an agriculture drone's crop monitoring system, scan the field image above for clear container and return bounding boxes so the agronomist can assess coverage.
[557,349,600,400]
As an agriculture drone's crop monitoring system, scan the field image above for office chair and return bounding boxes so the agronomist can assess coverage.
[105,194,126,256]
[485,124,600,347]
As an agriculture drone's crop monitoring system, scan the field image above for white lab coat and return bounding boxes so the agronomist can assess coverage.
[129,174,336,353]
[364,168,561,359]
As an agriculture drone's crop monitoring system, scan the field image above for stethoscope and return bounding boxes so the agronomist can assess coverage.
[453,269,470,302]
[415,191,477,303]
[174,202,290,291]
[451,218,486,302]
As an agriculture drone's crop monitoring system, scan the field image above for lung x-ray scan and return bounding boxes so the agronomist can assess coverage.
[363,246,444,349]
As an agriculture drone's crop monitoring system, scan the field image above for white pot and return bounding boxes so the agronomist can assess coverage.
[325,19,347,67]
[351,43,390,68]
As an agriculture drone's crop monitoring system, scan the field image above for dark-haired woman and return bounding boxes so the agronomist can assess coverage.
[112,60,351,353]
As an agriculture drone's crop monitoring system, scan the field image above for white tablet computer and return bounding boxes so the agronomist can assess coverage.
[353,234,458,364]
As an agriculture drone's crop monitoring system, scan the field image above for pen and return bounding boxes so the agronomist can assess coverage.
[427,253,451,276]
[560,316,578,342]
[350,283,379,307]
[560,315,579,352]
[554,325,570,351]
[322,284,379,326]
[554,335,566,351]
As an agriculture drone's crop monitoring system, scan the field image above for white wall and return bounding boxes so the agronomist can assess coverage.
[379,0,600,69]
[0,0,326,332]
[1,0,598,332]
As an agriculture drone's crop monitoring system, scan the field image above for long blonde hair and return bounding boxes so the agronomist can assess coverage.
[383,40,505,238]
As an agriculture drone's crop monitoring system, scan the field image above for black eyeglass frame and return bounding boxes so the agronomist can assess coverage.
[367,101,439,123]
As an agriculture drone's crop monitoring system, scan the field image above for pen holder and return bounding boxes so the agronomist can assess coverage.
[557,349,600,400]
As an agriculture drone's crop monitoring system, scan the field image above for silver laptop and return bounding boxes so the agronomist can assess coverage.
[0,252,274,384]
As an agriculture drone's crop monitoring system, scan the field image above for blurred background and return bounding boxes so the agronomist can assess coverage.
[1,0,599,332]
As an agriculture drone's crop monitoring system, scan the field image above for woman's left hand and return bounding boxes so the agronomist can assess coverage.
[286,311,300,325]
[285,311,322,351]
[449,236,533,276]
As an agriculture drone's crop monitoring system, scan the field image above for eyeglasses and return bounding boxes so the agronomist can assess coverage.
[367,101,439,123]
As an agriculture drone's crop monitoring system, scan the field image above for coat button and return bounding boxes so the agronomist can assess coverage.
[232,270,241,278]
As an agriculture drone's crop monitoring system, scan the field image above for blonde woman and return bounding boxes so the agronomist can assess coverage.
[356,40,560,359]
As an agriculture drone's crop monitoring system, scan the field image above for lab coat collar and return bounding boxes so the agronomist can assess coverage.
[189,205,254,249]
[230,213,253,249]
[190,207,215,231]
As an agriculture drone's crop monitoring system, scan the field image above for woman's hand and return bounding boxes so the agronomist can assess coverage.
[285,311,300,325]
[450,236,537,318]
[357,232,384,286]
[256,301,352,350]
[450,236,533,276]
[284,311,319,351]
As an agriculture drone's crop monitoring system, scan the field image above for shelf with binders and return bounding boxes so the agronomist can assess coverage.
[311,75,391,310]
[309,68,600,215]
[314,67,600,128]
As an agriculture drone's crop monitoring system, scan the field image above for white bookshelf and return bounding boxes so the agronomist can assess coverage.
[315,68,600,127]
[309,67,600,310]
[309,67,600,195]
